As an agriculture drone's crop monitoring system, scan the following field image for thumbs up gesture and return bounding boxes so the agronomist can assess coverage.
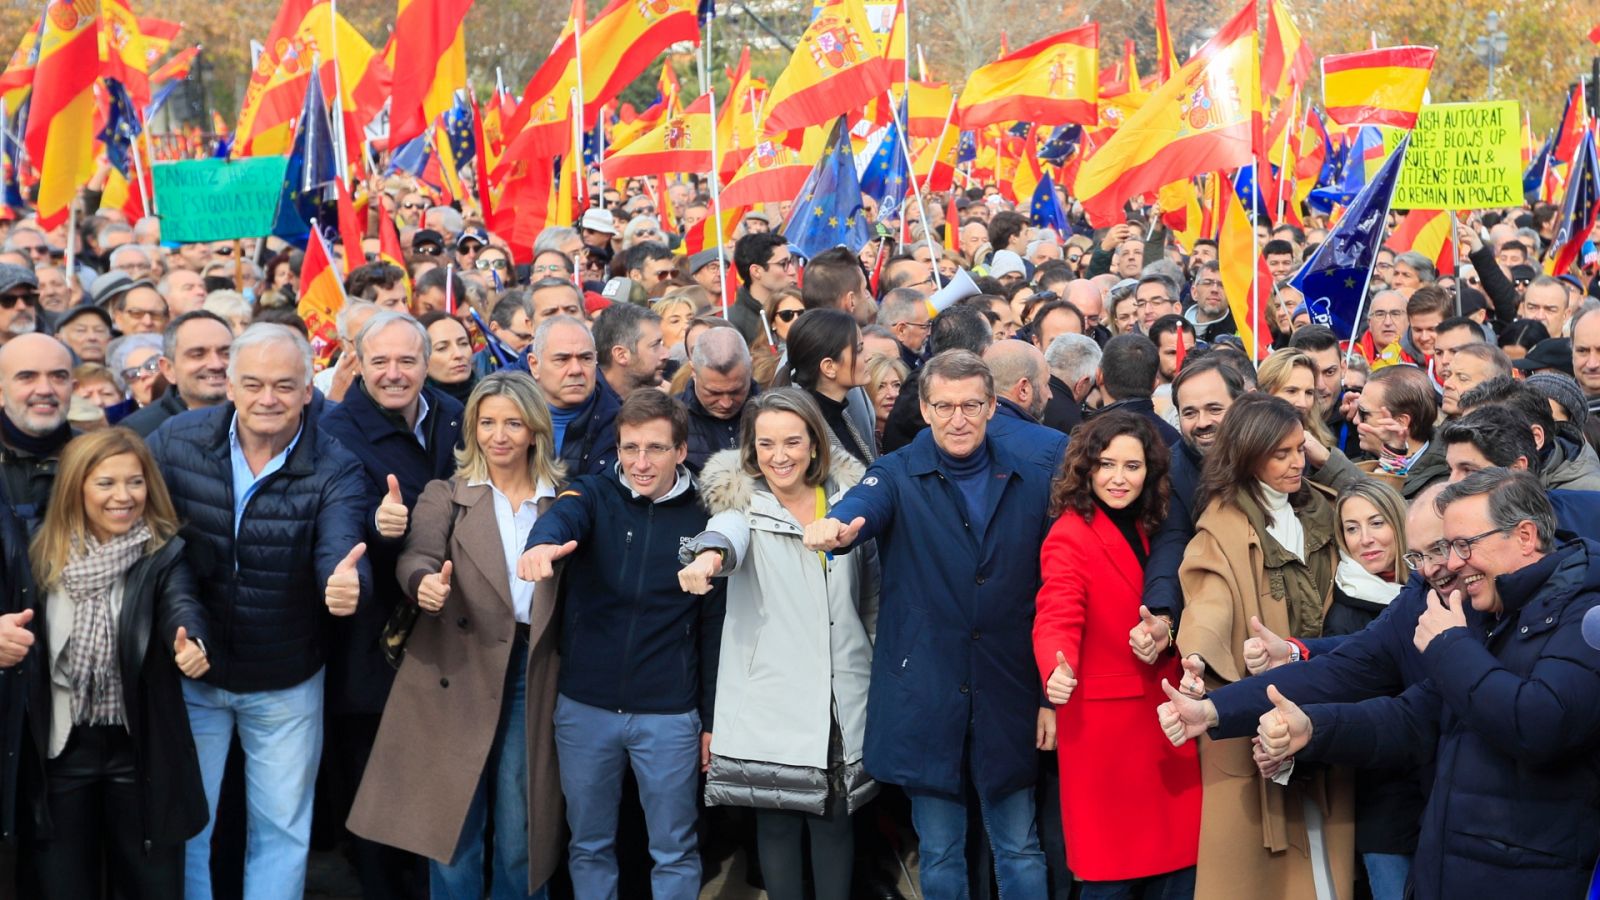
[1128,605,1172,665]
[0,609,36,667]
[1413,588,1466,653]
[517,540,578,583]
[1157,677,1219,747]
[1243,616,1292,675]
[1177,654,1207,699]
[1045,651,1077,705]
[417,560,453,613]
[677,550,723,596]
[802,516,865,552]
[375,474,409,539]
[173,626,210,679]
[325,543,365,616]
[1256,684,1312,765]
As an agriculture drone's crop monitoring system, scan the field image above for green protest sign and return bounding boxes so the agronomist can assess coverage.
[151,157,288,243]
[1382,101,1522,210]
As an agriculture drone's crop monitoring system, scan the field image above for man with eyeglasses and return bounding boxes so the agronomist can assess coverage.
[1356,289,1412,366]
[1184,261,1235,342]
[878,288,932,370]
[474,293,536,376]
[2,226,53,263]
[729,233,794,347]
[579,208,619,251]
[805,349,1055,899]
[517,389,724,900]
[881,254,935,297]
[395,191,429,227]
[113,283,170,337]
[530,249,576,283]
[0,265,40,344]
[686,249,724,297]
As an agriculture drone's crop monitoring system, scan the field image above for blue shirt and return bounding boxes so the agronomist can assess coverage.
[549,403,581,452]
[229,414,304,537]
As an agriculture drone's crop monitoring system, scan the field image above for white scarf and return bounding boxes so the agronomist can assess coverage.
[1334,550,1403,607]
[1258,482,1304,562]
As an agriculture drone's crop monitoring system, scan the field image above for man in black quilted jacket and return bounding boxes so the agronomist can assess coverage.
[147,323,370,900]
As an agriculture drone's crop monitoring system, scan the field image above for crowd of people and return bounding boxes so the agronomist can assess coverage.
[0,172,1598,900]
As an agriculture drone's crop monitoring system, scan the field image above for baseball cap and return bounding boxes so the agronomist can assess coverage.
[412,229,446,253]
[1511,337,1574,377]
[455,227,490,249]
[580,208,618,235]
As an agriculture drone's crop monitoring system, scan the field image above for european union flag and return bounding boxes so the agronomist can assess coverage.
[271,68,340,248]
[958,130,977,164]
[388,132,432,177]
[98,79,143,179]
[1309,126,1384,213]
[1232,165,1271,221]
[859,100,909,223]
[1551,131,1599,266]
[1291,134,1410,342]
[1028,172,1070,238]
[0,100,24,214]
[1524,135,1552,199]
[783,116,872,259]
[443,93,476,165]
[1038,125,1080,164]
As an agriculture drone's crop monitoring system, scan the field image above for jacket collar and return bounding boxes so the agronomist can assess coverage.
[207,403,318,476]
[345,376,443,446]
[679,379,760,419]
[904,430,1019,481]
[1491,541,1585,622]
[994,396,1038,424]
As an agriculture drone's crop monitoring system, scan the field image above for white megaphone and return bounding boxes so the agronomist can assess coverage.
[926,268,981,316]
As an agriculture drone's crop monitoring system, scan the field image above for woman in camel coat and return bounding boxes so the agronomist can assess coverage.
[349,372,565,898]
[1177,393,1355,900]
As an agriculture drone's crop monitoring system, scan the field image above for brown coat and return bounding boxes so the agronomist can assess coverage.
[1177,487,1355,900]
[347,478,563,892]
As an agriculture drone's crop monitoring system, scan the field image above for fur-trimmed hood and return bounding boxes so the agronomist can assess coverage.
[697,447,867,515]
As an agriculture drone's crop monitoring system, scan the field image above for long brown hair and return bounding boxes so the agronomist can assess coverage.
[29,428,180,589]
[1048,411,1170,535]
[1194,392,1305,523]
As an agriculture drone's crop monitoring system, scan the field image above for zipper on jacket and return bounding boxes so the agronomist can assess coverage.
[616,512,649,706]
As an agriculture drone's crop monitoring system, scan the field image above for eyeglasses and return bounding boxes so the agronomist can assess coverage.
[770,257,797,271]
[651,269,676,282]
[928,399,988,420]
[476,257,509,271]
[1369,309,1406,320]
[400,200,426,210]
[1194,278,1223,289]
[458,242,484,254]
[414,244,443,256]
[120,357,163,383]
[532,263,571,276]
[123,306,168,322]
[618,442,676,460]
[776,308,805,323]
[1445,527,1511,561]
[0,291,38,309]
[1401,544,1448,570]
[24,245,50,258]
[894,320,932,331]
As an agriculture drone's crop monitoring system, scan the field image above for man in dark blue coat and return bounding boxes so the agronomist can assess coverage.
[514,315,619,476]
[1086,333,1181,446]
[147,323,370,900]
[319,310,462,898]
[678,326,755,472]
[806,349,1052,899]
[983,341,1069,475]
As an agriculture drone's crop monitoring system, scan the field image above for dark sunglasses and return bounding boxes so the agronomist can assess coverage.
[414,244,443,256]
[400,200,426,210]
[0,291,38,309]
[476,257,509,271]
[212,246,234,257]
[458,242,484,254]
[776,308,805,323]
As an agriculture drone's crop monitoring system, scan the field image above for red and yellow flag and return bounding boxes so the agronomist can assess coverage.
[914,118,961,192]
[1320,46,1436,129]
[235,5,389,156]
[1217,183,1272,356]
[716,48,767,180]
[1075,1,1260,228]
[1153,0,1176,82]
[602,93,714,180]
[579,0,699,120]
[906,80,953,138]
[1261,0,1312,102]
[0,15,43,109]
[721,130,826,208]
[1388,209,1456,276]
[298,229,346,366]
[99,0,152,107]
[387,0,472,148]
[26,0,100,230]
[957,24,1098,129]
[151,45,199,83]
[762,0,893,138]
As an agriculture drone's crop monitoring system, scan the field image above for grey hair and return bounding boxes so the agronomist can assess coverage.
[622,215,662,245]
[227,322,313,385]
[690,325,752,375]
[202,290,251,325]
[109,243,150,268]
[98,223,135,246]
[918,349,995,403]
[1393,251,1437,283]
[336,299,379,340]
[108,333,164,391]
[530,314,593,360]
[355,310,431,366]
[427,206,464,235]
[1,225,46,252]
[1435,468,1556,553]
[1513,227,1543,257]
[1045,332,1103,385]
[533,227,579,255]
[132,217,161,241]
[878,287,928,328]
[1570,298,1600,337]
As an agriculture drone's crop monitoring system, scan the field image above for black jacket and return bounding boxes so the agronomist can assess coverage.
[0,422,72,532]
[1040,374,1081,435]
[319,380,463,715]
[728,286,768,349]
[1087,396,1181,447]
[1143,438,1202,620]
[880,368,925,454]
[0,495,33,842]
[10,538,210,845]
[527,469,725,726]
[118,388,190,438]
[147,405,371,693]
[679,380,753,473]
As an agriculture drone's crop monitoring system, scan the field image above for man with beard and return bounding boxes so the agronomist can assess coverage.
[983,341,1068,472]
[119,311,236,437]
[0,333,74,529]
[1184,262,1235,342]
[0,265,39,346]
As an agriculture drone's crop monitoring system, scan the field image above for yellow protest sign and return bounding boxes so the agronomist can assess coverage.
[1382,101,1522,210]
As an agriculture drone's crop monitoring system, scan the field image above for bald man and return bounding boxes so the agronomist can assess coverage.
[1065,279,1110,345]
[983,340,1068,472]
[0,333,76,526]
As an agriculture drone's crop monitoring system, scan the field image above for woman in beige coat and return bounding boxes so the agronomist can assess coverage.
[1177,393,1355,900]
[348,371,565,899]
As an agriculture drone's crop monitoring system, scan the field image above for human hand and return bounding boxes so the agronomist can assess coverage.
[801,516,864,552]
[677,551,721,595]
[516,541,578,582]
[1157,678,1218,747]
[417,561,453,613]
[1256,684,1312,764]
[0,609,34,667]
[375,474,408,539]
[1045,651,1077,705]
[1178,655,1207,699]
[325,543,365,616]
[1128,604,1172,665]
[1243,616,1292,675]
[1036,707,1057,751]
[173,626,210,679]
[1413,588,1466,654]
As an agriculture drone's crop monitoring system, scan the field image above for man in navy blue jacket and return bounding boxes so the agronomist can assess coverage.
[805,349,1053,900]
[518,389,723,900]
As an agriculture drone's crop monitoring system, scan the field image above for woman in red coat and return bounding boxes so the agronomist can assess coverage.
[1033,411,1202,899]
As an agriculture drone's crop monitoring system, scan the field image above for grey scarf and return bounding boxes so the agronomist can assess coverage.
[60,522,150,726]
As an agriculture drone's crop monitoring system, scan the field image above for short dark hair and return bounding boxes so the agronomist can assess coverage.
[591,300,661,369]
[1262,239,1295,258]
[734,232,788,286]
[1437,316,1485,342]
[1147,314,1193,348]
[1435,468,1555,552]
[1029,299,1085,338]
[616,388,689,448]
[1440,405,1542,475]
[1457,375,1555,448]
[1171,354,1246,407]
[1369,364,1437,443]
[929,304,993,356]
[345,261,406,299]
[1288,324,1340,354]
[1035,261,1074,293]
[1136,274,1177,302]
[800,247,866,311]
[1193,238,1218,252]
[987,212,1028,253]
[1407,284,1452,318]
[490,292,532,331]
[162,309,232,361]
[625,241,675,275]
[1098,333,1160,401]
[415,266,466,304]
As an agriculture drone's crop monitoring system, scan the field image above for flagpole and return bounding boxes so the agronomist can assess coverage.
[329,0,349,183]
[1275,87,1297,225]
[1450,211,1463,316]
[130,114,153,217]
[887,90,942,290]
[1251,163,1260,362]
[707,82,730,319]
[572,1,586,179]
[900,0,911,94]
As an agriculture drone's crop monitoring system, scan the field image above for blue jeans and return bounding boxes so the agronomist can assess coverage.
[432,638,547,900]
[183,669,324,900]
[1077,866,1197,900]
[909,786,1048,900]
[552,695,702,900]
[1362,852,1412,900]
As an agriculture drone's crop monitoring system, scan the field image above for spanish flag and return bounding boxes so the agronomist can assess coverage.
[579,0,700,120]
[298,227,346,366]
[488,157,557,262]
[1387,209,1455,276]
[151,45,200,84]
[234,6,388,157]
[0,16,41,109]
[1217,178,1274,356]
[601,94,714,180]
[957,24,1098,129]
[25,0,99,231]
[914,122,960,192]
[1074,1,1260,228]
[1261,0,1312,102]
[717,49,768,180]
[721,128,828,208]
[762,0,894,138]
[906,80,954,138]
[387,0,473,148]
[377,206,410,292]
[234,0,320,155]
[1320,46,1436,129]
[99,0,153,107]
[1153,0,1176,82]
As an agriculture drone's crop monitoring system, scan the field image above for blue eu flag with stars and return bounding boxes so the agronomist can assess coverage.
[859,101,909,223]
[783,116,873,259]
[98,79,143,179]
[443,93,476,165]
[1029,172,1069,237]
[1290,134,1410,342]
[271,68,340,248]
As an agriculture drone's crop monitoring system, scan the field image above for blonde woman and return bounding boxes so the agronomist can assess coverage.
[20,428,210,899]
[862,352,909,446]
[350,371,567,899]
[653,293,698,355]
[1257,348,1363,490]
